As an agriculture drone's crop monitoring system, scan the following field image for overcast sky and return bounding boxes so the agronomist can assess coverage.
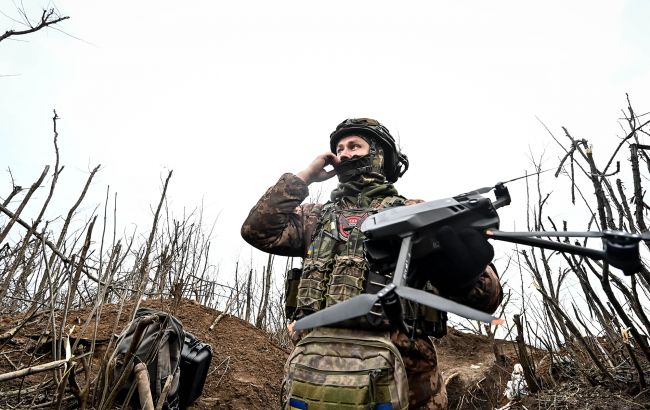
[2,1,650,284]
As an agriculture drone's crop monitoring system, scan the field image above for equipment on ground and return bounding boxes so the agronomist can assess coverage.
[110,308,213,410]
[179,331,213,408]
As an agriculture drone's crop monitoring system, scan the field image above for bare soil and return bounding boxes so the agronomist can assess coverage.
[1,299,649,409]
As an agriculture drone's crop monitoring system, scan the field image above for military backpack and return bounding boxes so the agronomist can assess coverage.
[281,327,409,410]
[109,307,184,409]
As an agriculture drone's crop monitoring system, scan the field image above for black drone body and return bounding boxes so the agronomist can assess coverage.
[362,183,508,265]
[293,182,646,332]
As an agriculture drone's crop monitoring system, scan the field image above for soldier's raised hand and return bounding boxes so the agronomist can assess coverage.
[296,152,340,185]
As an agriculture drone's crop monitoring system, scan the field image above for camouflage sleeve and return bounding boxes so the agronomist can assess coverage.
[453,263,502,314]
[241,173,322,257]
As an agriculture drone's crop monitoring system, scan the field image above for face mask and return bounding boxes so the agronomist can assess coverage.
[335,155,375,182]
[334,141,386,183]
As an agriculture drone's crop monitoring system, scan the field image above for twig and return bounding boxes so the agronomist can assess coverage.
[0,378,54,397]
[210,356,231,388]
[1,167,22,206]
[513,314,540,393]
[130,170,173,319]
[209,297,234,330]
[155,374,174,410]
[0,202,109,288]
[0,9,69,42]
[0,359,68,382]
[0,165,49,247]
[134,363,154,410]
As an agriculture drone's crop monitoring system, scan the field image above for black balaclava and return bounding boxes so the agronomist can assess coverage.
[330,136,399,206]
[335,135,386,183]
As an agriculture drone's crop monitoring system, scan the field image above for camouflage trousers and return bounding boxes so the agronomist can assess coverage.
[390,331,448,410]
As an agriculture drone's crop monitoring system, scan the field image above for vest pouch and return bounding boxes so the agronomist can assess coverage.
[406,282,448,338]
[281,328,409,410]
[325,255,368,308]
[285,268,302,319]
[418,307,448,338]
[297,259,332,313]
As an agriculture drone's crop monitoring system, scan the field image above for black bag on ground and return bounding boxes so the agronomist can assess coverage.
[110,307,184,409]
[179,331,213,408]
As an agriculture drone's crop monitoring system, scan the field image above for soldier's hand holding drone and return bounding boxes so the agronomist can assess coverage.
[428,226,494,294]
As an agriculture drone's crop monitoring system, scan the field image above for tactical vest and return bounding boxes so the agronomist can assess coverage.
[288,196,447,338]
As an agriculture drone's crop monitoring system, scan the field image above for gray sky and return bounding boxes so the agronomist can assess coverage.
[2,0,650,282]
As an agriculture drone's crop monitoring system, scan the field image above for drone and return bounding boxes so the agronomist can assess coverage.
[294,182,647,332]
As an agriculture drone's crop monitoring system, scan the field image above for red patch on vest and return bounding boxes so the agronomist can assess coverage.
[337,212,369,240]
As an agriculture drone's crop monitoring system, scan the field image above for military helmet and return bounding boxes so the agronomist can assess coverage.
[329,118,409,182]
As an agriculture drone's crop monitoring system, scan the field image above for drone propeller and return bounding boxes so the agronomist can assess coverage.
[292,294,378,331]
[293,283,503,332]
[460,186,494,196]
[394,286,503,324]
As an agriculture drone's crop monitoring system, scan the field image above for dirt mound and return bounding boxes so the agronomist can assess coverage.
[2,299,516,409]
[435,328,521,408]
[4,300,646,409]
[0,299,288,409]
[0,299,535,409]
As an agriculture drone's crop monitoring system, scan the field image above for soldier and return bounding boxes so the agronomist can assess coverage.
[241,118,502,409]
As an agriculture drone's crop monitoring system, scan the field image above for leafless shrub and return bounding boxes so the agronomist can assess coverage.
[0,112,254,408]
[510,95,650,399]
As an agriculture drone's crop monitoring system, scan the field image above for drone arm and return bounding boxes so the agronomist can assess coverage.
[391,234,414,287]
[486,230,606,261]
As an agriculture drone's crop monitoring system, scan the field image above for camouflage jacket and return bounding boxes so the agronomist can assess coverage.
[241,173,503,313]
